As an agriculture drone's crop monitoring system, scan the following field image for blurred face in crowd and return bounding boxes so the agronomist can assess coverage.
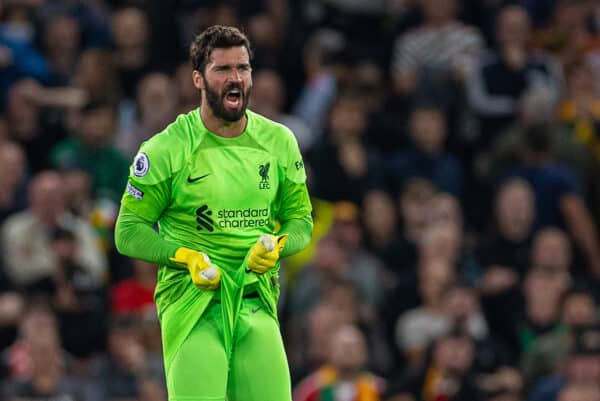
[433,335,474,377]
[44,15,80,56]
[558,385,600,401]
[363,190,397,240]
[211,4,240,27]
[420,222,462,266]
[250,70,285,118]
[108,323,146,373]
[328,325,368,375]
[323,283,359,324]
[111,7,149,50]
[29,335,63,393]
[563,293,596,326]
[248,13,279,49]
[426,193,462,228]
[29,171,66,224]
[6,80,39,140]
[497,5,531,47]
[79,105,116,148]
[566,357,600,387]
[20,308,62,392]
[61,169,92,213]
[308,303,344,364]
[568,62,597,98]
[330,97,367,141]
[409,108,446,155]
[444,286,479,321]
[175,63,198,112]
[495,179,535,242]
[555,0,589,32]
[314,236,347,279]
[0,141,26,191]
[524,267,570,325]
[531,228,571,272]
[331,202,363,253]
[77,49,116,100]
[418,257,454,307]
[194,46,252,122]
[20,306,59,347]
[137,73,177,130]
[1,5,35,43]
[399,178,436,235]
[421,0,458,23]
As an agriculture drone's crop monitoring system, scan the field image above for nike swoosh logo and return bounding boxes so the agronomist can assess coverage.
[251,307,261,314]
[187,174,210,183]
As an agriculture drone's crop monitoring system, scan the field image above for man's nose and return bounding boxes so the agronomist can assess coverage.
[229,69,242,82]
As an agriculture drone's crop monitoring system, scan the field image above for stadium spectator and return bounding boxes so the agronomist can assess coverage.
[51,101,129,203]
[385,330,484,401]
[529,324,600,401]
[250,69,316,151]
[388,106,464,198]
[476,178,535,294]
[0,141,27,224]
[395,257,455,368]
[521,288,597,389]
[116,72,177,156]
[293,324,385,401]
[1,171,106,289]
[89,315,164,401]
[390,0,483,105]
[468,5,562,145]
[509,124,600,278]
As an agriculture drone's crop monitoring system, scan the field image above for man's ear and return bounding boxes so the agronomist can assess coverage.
[192,70,204,90]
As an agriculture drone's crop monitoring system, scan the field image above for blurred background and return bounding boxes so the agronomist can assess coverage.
[1,0,600,400]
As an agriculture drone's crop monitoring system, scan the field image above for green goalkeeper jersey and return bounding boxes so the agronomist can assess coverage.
[119,108,312,368]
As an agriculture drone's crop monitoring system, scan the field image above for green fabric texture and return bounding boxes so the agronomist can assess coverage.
[115,108,313,381]
[279,214,313,257]
[167,298,291,401]
[114,206,180,265]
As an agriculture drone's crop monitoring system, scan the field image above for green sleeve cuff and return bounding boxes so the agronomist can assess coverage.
[115,206,180,265]
[279,215,313,258]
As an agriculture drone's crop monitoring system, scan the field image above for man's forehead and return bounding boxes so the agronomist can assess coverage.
[208,46,250,65]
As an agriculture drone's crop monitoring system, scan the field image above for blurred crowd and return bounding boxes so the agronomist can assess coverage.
[1,0,600,400]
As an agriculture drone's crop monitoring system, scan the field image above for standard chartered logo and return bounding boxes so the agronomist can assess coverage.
[195,205,270,231]
[217,208,270,228]
[196,205,214,232]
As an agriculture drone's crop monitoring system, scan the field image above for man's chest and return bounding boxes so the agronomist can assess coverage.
[171,146,280,211]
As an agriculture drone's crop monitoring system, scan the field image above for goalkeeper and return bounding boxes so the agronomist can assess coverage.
[114,25,312,401]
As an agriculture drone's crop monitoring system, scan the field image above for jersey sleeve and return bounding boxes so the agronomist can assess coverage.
[120,134,176,222]
[277,129,312,222]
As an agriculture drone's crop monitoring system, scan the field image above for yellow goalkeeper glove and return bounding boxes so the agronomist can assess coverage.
[247,234,288,274]
[169,248,221,290]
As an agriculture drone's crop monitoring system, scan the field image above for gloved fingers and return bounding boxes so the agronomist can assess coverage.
[249,252,277,268]
[193,266,221,290]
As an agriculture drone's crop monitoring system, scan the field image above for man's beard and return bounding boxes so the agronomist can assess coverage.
[204,81,251,122]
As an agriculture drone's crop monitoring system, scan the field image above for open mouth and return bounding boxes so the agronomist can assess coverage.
[224,89,242,108]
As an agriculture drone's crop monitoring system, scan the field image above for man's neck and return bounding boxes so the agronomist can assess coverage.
[200,105,246,138]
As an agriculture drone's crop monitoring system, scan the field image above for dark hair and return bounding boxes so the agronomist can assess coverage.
[50,225,76,242]
[80,100,117,116]
[190,25,252,74]
[522,123,553,154]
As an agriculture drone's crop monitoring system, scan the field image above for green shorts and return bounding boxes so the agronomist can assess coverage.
[165,296,292,401]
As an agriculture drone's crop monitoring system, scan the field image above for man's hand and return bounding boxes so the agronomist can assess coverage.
[247,234,288,274]
[170,248,221,290]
